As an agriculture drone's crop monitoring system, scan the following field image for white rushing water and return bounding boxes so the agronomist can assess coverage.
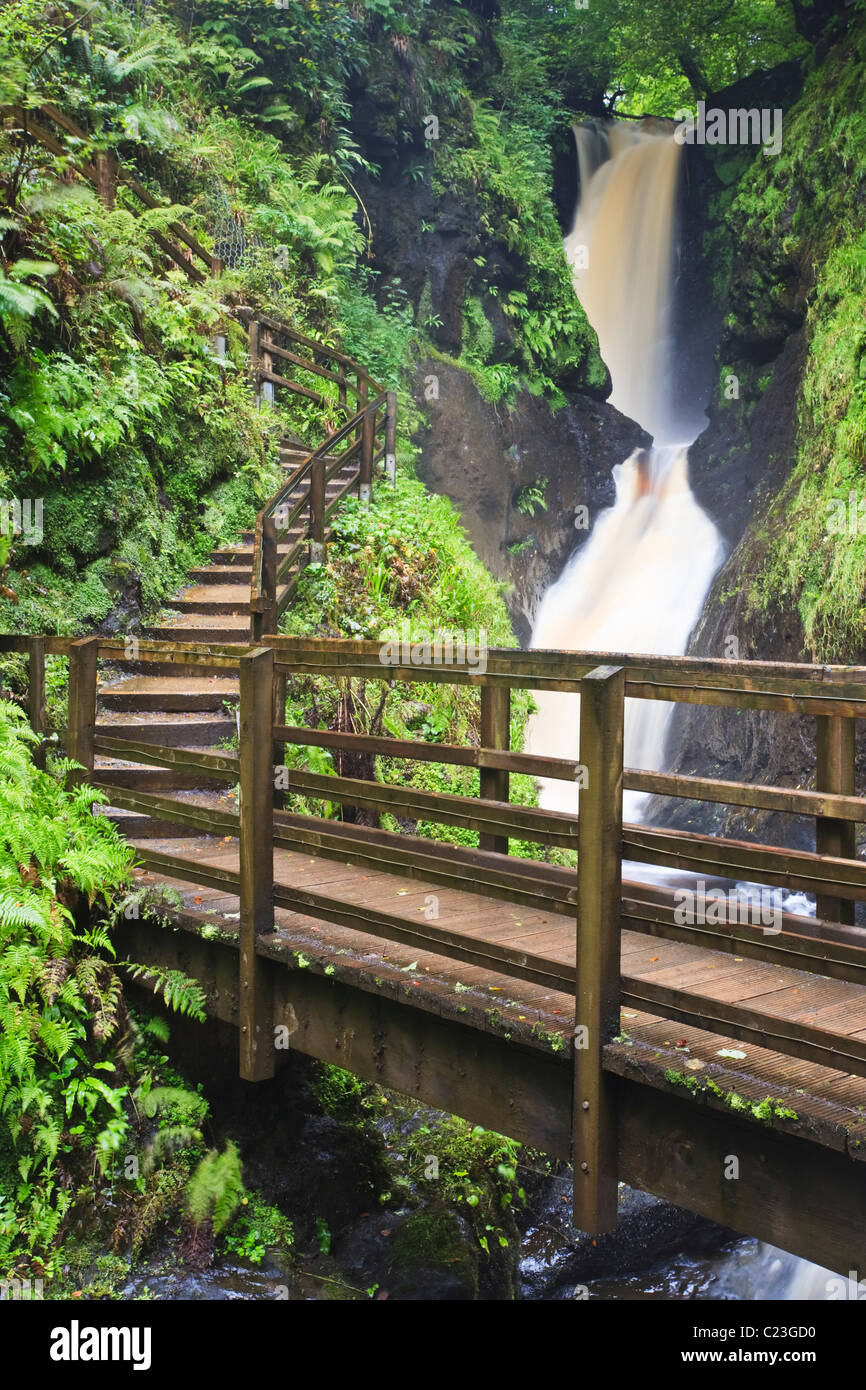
[527,121,725,818]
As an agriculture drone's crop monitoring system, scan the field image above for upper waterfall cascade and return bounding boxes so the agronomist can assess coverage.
[528,122,725,820]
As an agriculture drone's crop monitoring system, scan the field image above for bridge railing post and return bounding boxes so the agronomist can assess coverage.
[251,514,278,644]
[238,646,276,1082]
[816,714,856,925]
[310,456,326,565]
[573,664,624,1235]
[248,318,258,397]
[95,149,117,209]
[66,636,98,790]
[260,331,275,406]
[385,390,397,485]
[479,684,510,854]
[28,635,46,769]
[358,376,372,505]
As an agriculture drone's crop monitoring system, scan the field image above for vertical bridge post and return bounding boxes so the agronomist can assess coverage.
[358,376,373,504]
[66,636,98,790]
[28,635,46,768]
[479,685,510,854]
[251,513,278,645]
[260,332,275,406]
[573,664,624,1234]
[238,647,276,1081]
[95,149,117,209]
[816,714,856,925]
[310,456,326,565]
[385,390,397,484]
[249,320,261,400]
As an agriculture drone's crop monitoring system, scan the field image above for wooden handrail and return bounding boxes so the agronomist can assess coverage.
[250,390,389,639]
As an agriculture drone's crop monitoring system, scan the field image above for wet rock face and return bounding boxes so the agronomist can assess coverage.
[414,358,648,642]
[98,557,144,635]
[336,1208,482,1301]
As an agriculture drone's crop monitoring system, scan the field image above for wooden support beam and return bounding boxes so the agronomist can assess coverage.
[260,334,275,405]
[66,637,98,789]
[479,685,510,854]
[573,665,624,1235]
[92,734,238,780]
[238,647,275,1081]
[260,338,344,385]
[257,367,323,406]
[816,715,856,925]
[117,905,866,1278]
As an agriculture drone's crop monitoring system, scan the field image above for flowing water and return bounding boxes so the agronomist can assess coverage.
[527,122,724,819]
[527,121,823,1299]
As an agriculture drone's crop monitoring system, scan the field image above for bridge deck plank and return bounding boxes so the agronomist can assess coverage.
[124,830,866,1156]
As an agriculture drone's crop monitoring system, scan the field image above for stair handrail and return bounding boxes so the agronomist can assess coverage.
[249,386,390,641]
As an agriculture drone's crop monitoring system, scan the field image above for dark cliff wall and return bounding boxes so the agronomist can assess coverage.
[414,359,647,642]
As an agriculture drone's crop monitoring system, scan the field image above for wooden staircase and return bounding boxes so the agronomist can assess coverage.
[95,453,360,804]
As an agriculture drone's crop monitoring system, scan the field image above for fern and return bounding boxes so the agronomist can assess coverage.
[0,695,209,1259]
[185,1141,245,1235]
[119,963,207,1021]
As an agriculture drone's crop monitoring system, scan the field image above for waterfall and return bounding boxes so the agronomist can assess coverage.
[528,121,725,820]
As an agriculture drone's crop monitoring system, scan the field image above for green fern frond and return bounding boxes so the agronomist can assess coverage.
[119,963,206,1021]
[185,1141,244,1234]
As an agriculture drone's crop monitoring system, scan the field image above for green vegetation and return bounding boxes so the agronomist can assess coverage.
[278,471,573,863]
[663,1068,799,1124]
[497,0,809,121]
[0,695,219,1275]
[432,98,606,401]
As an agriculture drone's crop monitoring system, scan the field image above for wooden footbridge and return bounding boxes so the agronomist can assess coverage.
[6,627,866,1278]
[7,99,866,1281]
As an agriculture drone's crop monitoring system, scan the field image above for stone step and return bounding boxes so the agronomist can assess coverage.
[210,531,304,560]
[189,565,254,585]
[206,548,256,566]
[93,765,230,792]
[172,584,251,615]
[280,448,341,470]
[94,716,236,747]
[146,622,250,644]
[99,677,239,712]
